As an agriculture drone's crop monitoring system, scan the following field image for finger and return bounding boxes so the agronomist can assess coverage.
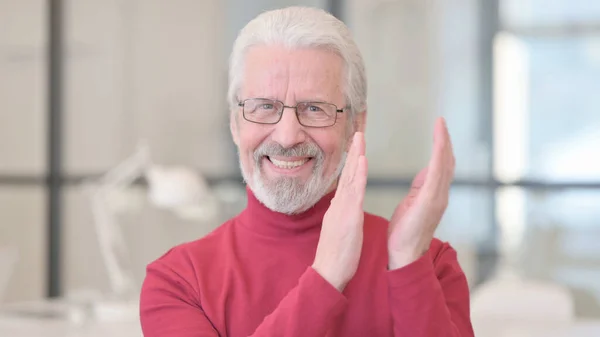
[442,119,456,190]
[336,132,364,193]
[404,167,428,203]
[354,155,368,206]
[394,166,427,215]
[423,118,446,195]
[434,118,454,211]
[338,132,360,184]
[411,167,428,190]
[447,122,456,171]
[347,133,366,203]
[349,131,366,157]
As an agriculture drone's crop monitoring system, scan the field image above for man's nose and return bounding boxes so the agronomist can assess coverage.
[270,107,307,148]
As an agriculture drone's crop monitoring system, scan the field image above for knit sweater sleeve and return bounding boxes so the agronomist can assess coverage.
[386,241,474,337]
[140,251,346,337]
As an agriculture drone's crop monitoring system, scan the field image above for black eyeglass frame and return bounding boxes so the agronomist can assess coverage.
[237,98,347,128]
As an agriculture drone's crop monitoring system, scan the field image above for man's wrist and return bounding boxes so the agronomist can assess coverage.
[388,247,427,270]
[311,264,347,292]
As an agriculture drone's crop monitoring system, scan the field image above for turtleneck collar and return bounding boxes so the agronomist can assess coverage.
[238,186,335,238]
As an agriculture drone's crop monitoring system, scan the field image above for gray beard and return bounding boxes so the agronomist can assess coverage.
[240,149,346,215]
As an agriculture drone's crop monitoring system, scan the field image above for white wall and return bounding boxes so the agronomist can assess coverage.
[347,0,490,242]
[1,0,486,301]
[0,0,231,301]
[62,0,230,295]
[64,0,231,176]
[347,0,441,177]
[347,0,487,179]
[0,0,47,302]
[348,0,487,286]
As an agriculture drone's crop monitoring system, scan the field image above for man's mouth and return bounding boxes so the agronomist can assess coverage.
[266,156,313,169]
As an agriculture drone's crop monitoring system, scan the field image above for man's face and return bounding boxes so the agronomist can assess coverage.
[231,45,361,214]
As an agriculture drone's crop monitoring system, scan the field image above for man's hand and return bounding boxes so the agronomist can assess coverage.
[312,132,368,292]
[387,118,455,270]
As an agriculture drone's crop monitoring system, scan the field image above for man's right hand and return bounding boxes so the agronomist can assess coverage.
[312,132,368,292]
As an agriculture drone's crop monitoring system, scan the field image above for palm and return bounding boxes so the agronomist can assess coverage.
[388,168,427,249]
[312,132,368,290]
[387,118,455,263]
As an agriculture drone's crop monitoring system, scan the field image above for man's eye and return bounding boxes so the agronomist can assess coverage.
[259,104,274,110]
[308,105,323,112]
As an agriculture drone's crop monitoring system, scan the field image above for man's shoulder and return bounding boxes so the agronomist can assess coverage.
[147,217,238,273]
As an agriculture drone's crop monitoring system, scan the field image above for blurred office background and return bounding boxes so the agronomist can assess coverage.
[1,0,600,332]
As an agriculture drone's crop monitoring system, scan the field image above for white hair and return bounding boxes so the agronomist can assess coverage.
[227,6,367,117]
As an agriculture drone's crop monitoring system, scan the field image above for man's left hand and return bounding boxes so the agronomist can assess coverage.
[387,117,456,270]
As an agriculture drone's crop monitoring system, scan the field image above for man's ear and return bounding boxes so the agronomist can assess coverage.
[230,111,240,146]
[345,110,367,152]
[353,110,367,133]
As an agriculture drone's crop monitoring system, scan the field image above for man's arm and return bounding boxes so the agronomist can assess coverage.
[140,134,368,336]
[384,119,472,335]
[387,242,474,337]
[140,259,347,337]
[140,259,219,336]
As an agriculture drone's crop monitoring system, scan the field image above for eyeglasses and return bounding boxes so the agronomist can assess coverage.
[238,98,346,128]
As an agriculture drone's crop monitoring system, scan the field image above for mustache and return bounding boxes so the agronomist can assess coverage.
[254,142,323,162]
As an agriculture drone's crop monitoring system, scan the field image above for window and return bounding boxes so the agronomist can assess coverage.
[494,0,600,317]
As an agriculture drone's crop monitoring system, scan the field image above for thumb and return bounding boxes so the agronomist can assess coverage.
[409,167,428,195]
[392,167,428,219]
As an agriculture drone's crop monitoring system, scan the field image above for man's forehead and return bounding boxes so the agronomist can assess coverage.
[242,46,344,101]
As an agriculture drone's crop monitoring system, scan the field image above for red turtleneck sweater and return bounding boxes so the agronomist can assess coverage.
[140,188,473,337]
